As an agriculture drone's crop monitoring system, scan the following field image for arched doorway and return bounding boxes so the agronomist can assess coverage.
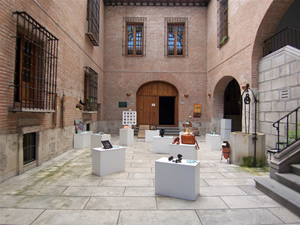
[224,79,242,131]
[136,81,178,126]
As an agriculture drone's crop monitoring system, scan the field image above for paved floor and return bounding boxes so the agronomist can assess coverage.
[1,136,299,225]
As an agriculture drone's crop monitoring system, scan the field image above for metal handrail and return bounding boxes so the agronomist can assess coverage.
[272,106,300,152]
[263,27,300,57]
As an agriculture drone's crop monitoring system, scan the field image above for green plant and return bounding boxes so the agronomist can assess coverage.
[220,35,228,46]
[287,123,300,144]
[241,156,265,168]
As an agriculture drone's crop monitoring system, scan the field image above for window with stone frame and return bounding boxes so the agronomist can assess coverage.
[164,17,188,57]
[123,17,147,56]
[84,67,98,111]
[13,11,58,112]
[86,0,100,46]
[23,132,36,165]
[217,0,229,48]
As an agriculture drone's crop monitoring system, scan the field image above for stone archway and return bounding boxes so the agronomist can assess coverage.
[136,81,178,126]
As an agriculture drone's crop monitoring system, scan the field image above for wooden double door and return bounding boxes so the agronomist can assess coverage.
[137,81,178,126]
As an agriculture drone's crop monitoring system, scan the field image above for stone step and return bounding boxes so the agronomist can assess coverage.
[255,177,300,216]
[275,172,300,193]
[291,164,300,176]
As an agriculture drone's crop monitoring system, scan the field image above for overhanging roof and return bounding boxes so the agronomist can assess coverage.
[104,0,210,7]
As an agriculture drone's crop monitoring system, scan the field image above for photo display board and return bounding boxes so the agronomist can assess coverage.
[122,111,137,125]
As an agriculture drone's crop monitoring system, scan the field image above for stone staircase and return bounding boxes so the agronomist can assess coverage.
[134,126,181,137]
[255,150,300,216]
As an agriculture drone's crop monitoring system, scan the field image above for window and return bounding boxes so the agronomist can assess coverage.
[164,17,188,56]
[84,67,98,111]
[86,0,100,46]
[123,17,147,56]
[168,24,184,56]
[13,12,58,112]
[23,132,36,165]
[126,23,143,56]
[217,0,229,47]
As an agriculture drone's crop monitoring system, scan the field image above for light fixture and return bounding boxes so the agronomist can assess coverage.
[126,93,131,96]
[242,83,250,90]
[184,94,189,97]
[208,94,211,97]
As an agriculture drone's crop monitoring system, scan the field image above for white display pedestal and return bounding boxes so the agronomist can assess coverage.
[92,146,126,176]
[119,128,134,146]
[153,136,174,154]
[206,134,221,150]
[169,143,197,160]
[145,130,159,142]
[74,131,92,149]
[221,119,232,140]
[90,133,111,154]
[155,157,200,201]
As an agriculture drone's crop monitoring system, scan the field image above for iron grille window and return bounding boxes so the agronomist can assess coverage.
[164,17,188,56]
[23,132,36,164]
[84,67,98,111]
[13,11,58,112]
[217,0,229,47]
[123,17,147,56]
[86,0,100,46]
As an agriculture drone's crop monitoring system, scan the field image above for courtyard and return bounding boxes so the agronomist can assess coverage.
[0,135,299,225]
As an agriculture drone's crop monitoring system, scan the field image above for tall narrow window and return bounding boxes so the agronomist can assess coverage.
[84,67,98,111]
[23,132,36,165]
[122,17,146,56]
[86,0,100,46]
[168,24,184,56]
[217,0,229,47]
[164,17,188,57]
[13,12,58,112]
[126,23,143,56]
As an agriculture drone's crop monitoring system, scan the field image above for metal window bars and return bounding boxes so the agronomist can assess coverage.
[13,11,58,112]
[122,17,147,56]
[84,67,98,111]
[86,0,100,46]
[164,17,188,56]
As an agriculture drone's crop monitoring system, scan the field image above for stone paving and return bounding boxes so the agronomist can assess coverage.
[0,136,300,225]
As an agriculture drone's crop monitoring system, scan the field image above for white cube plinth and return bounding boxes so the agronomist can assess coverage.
[155,157,200,201]
[169,143,197,160]
[221,119,232,130]
[153,136,174,154]
[145,130,159,142]
[206,134,221,150]
[119,128,134,146]
[92,146,125,176]
[90,133,111,154]
[74,131,92,149]
[221,128,231,140]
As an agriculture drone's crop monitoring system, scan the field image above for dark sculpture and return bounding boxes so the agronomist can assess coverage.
[160,128,165,137]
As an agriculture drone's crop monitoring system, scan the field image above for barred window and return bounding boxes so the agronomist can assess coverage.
[86,0,100,46]
[217,0,229,47]
[13,12,58,112]
[123,17,147,56]
[84,67,98,111]
[164,17,188,56]
[23,132,36,165]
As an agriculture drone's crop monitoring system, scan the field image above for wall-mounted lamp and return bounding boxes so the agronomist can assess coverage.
[208,93,211,97]
[242,83,250,90]
[126,93,131,96]
[184,94,189,97]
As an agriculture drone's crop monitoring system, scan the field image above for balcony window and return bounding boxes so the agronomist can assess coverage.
[86,0,100,46]
[217,0,229,47]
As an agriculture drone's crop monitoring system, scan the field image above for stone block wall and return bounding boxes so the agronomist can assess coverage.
[258,46,300,148]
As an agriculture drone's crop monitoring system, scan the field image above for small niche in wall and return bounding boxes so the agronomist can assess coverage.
[86,123,90,131]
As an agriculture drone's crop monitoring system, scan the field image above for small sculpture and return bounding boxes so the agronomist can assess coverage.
[160,128,165,137]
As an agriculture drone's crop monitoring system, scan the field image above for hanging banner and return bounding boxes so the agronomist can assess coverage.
[193,104,202,118]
